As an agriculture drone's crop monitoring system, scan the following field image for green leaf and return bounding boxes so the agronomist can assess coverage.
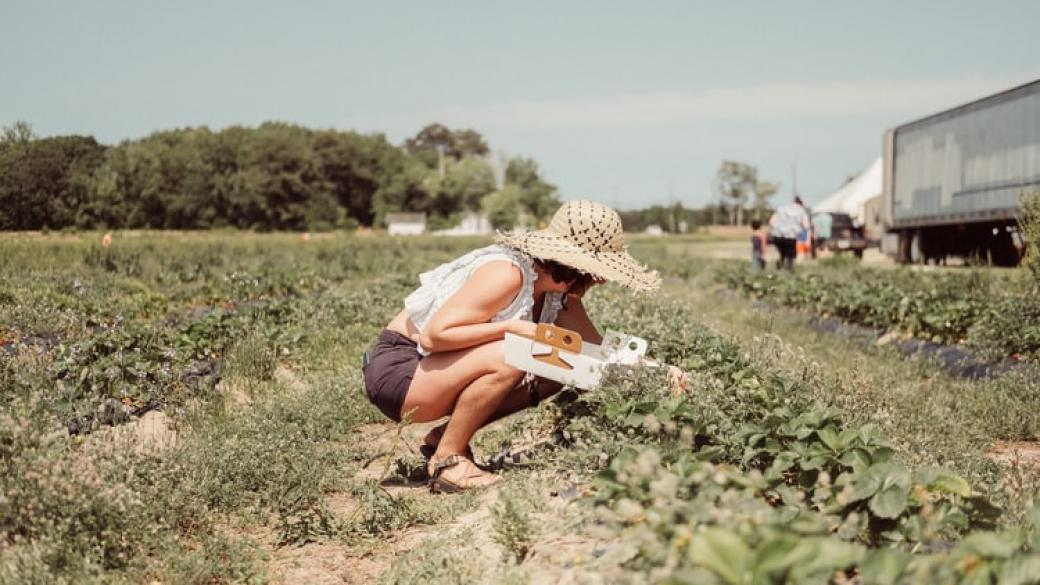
[870,446,896,464]
[880,462,911,491]
[816,426,842,452]
[958,531,1022,559]
[623,413,645,427]
[869,484,909,519]
[766,451,798,481]
[926,471,971,498]
[794,426,815,440]
[997,554,1040,585]
[848,469,884,503]
[859,550,912,585]
[687,528,751,585]
[1027,505,1040,550]
[799,456,829,471]
[790,539,866,581]
[839,448,873,473]
[752,536,806,576]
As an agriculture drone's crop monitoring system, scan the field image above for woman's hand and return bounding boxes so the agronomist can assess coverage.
[667,365,692,395]
[506,319,537,338]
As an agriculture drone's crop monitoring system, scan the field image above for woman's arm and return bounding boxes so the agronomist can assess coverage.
[555,294,603,345]
[419,261,536,353]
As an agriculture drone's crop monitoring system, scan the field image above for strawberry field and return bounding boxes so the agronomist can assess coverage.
[718,257,1040,362]
[2,232,1040,584]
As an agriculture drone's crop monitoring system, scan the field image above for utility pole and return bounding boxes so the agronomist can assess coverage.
[668,182,676,233]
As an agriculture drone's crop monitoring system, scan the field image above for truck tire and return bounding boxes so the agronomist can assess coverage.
[897,230,913,264]
[990,228,1019,267]
[909,231,923,264]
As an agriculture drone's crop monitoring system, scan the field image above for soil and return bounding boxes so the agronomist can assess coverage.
[258,420,436,584]
[986,440,1040,468]
[252,417,621,583]
[729,287,1027,381]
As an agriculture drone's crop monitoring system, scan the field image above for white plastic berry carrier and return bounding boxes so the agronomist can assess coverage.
[504,324,649,390]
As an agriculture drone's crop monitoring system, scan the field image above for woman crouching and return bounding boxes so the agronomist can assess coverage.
[363,200,661,493]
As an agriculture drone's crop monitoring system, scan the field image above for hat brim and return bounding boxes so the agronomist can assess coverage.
[497,230,660,292]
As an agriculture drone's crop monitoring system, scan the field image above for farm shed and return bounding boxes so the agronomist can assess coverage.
[434,212,492,236]
[386,212,426,236]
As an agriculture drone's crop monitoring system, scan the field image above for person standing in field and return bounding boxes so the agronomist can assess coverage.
[362,200,671,493]
[750,220,768,271]
[769,196,810,270]
[812,211,832,256]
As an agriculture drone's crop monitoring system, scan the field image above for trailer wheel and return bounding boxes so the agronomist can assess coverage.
[909,231,923,264]
[897,230,913,264]
[990,228,1019,267]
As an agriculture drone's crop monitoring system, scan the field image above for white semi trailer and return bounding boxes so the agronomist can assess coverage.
[881,79,1040,265]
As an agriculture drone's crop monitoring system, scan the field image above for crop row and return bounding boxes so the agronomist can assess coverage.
[1,272,432,582]
[528,289,1040,584]
[1,234,488,433]
[718,260,1040,361]
[0,234,487,341]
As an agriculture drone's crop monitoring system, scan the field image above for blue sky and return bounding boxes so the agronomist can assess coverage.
[3,1,1038,208]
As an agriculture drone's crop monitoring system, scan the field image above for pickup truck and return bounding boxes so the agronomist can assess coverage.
[815,212,869,258]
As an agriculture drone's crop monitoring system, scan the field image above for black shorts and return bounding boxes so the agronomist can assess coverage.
[362,330,420,422]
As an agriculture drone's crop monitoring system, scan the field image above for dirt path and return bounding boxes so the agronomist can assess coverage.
[247,412,629,584]
[987,440,1040,469]
[256,421,433,584]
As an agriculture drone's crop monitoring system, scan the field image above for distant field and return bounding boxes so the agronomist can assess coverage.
[2,231,1039,583]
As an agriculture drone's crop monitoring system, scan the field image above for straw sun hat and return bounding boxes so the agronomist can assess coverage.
[497,200,661,292]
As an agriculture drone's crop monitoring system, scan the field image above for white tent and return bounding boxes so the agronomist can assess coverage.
[812,157,882,221]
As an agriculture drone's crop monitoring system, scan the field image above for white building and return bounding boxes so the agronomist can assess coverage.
[435,212,493,236]
[386,212,426,236]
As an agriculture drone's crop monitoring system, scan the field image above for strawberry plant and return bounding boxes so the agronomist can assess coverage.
[720,262,1040,360]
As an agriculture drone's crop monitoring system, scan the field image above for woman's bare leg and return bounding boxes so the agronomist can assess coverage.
[482,378,563,425]
[423,378,562,449]
[400,339,524,458]
[410,298,601,453]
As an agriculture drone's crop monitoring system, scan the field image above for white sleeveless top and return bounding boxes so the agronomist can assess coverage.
[404,244,563,355]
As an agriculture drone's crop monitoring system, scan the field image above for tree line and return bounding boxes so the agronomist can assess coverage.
[0,121,561,232]
[1,120,777,233]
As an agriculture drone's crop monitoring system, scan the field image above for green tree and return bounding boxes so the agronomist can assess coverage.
[446,158,497,212]
[450,129,490,159]
[714,160,753,226]
[311,129,394,227]
[752,180,779,222]
[0,123,106,230]
[371,156,433,225]
[404,123,490,170]
[714,160,778,226]
[0,120,556,232]
[482,185,524,230]
[504,157,560,227]
[225,123,323,230]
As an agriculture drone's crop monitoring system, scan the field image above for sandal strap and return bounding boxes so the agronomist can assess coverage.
[430,454,464,476]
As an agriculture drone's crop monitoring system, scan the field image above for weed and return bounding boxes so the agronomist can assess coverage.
[492,487,537,564]
[1021,190,1040,287]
